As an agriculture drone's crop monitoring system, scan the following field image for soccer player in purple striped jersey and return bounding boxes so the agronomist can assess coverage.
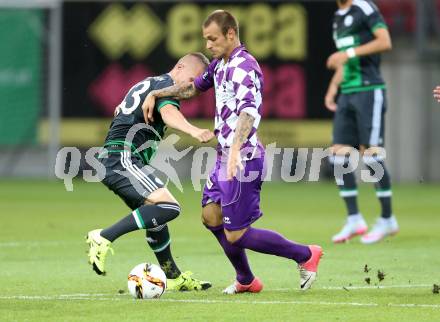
[143,10,323,293]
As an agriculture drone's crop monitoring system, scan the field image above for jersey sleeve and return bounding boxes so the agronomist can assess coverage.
[194,59,217,92]
[363,4,388,33]
[155,98,180,112]
[231,64,262,119]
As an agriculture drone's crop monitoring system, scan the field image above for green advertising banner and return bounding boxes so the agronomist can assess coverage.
[0,9,42,145]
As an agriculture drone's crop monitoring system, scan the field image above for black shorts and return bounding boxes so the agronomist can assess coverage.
[333,89,387,148]
[100,150,164,210]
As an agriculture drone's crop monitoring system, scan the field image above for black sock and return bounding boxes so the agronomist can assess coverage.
[146,225,181,279]
[329,155,359,216]
[101,202,181,242]
[364,156,393,218]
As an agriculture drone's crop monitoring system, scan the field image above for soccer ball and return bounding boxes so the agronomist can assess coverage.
[127,263,167,299]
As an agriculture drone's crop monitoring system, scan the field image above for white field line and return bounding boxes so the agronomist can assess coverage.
[0,241,69,247]
[0,238,196,247]
[388,303,440,309]
[161,299,440,309]
[160,298,379,307]
[273,284,432,291]
[1,294,440,309]
[0,284,432,300]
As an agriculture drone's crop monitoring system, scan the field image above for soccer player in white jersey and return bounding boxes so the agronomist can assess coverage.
[142,10,322,293]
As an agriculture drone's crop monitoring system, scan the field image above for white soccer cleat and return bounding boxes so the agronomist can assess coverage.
[222,284,237,295]
[222,277,263,295]
[360,216,399,244]
[298,245,323,290]
[332,214,368,243]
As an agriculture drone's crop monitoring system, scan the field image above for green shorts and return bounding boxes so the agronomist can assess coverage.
[99,150,164,210]
[333,89,387,148]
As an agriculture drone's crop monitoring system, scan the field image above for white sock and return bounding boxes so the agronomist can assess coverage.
[347,213,363,223]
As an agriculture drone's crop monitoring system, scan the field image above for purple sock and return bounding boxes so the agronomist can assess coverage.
[207,225,255,285]
[234,227,311,264]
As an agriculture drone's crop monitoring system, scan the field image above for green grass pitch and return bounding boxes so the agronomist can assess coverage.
[0,180,439,321]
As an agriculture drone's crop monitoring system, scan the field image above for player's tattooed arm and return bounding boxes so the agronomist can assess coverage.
[227,112,255,180]
[151,82,199,100]
[142,82,199,123]
[232,112,255,150]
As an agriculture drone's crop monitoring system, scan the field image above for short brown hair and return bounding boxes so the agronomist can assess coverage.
[188,52,210,68]
[203,10,239,37]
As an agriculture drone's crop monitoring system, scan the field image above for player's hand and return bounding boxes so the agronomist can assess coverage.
[325,93,337,112]
[325,85,338,112]
[433,86,440,103]
[226,148,244,181]
[142,93,156,123]
[191,128,215,143]
[327,51,348,70]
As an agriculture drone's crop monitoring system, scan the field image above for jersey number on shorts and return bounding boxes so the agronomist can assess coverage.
[119,80,151,115]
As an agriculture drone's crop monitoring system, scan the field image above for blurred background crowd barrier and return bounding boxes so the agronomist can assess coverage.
[0,0,439,182]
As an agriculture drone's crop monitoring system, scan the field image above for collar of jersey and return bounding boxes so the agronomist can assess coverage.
[165,73,175,85]
[222,44,245,64]
[216,44,246,83]
[336,7,351,15]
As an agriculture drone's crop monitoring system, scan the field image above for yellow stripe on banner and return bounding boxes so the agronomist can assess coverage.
[38,118,332,148]
[39,118,111,147]
[258,120,332,147]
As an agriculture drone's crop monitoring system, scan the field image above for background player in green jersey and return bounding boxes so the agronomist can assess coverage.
[325,0,398,244]
[86,53,215,291]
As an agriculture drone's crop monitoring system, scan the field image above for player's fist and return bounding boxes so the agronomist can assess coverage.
[327,51,348,70]
[142,93,156,123]
[433,86,440,103]
[192,128,215,143]
[325,85,338,112]
[226,148,244,181]
[325,93,337,112]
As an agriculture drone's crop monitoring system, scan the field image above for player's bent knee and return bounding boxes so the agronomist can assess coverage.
[201,212,222,227]
[156,202,181,222]
[145,188,179,207]
[137,201,181,226]
[143,188,181,223]
[201,203,223,228]
[224,227,248,244]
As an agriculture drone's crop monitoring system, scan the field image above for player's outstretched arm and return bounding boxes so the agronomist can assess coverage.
[142,82,200,123]
[325,66,343,112]
[160,104,214,143]
[152,81,199,100]
[433,86,440,103]
[327,28,392,69]
[227,112,255,180]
